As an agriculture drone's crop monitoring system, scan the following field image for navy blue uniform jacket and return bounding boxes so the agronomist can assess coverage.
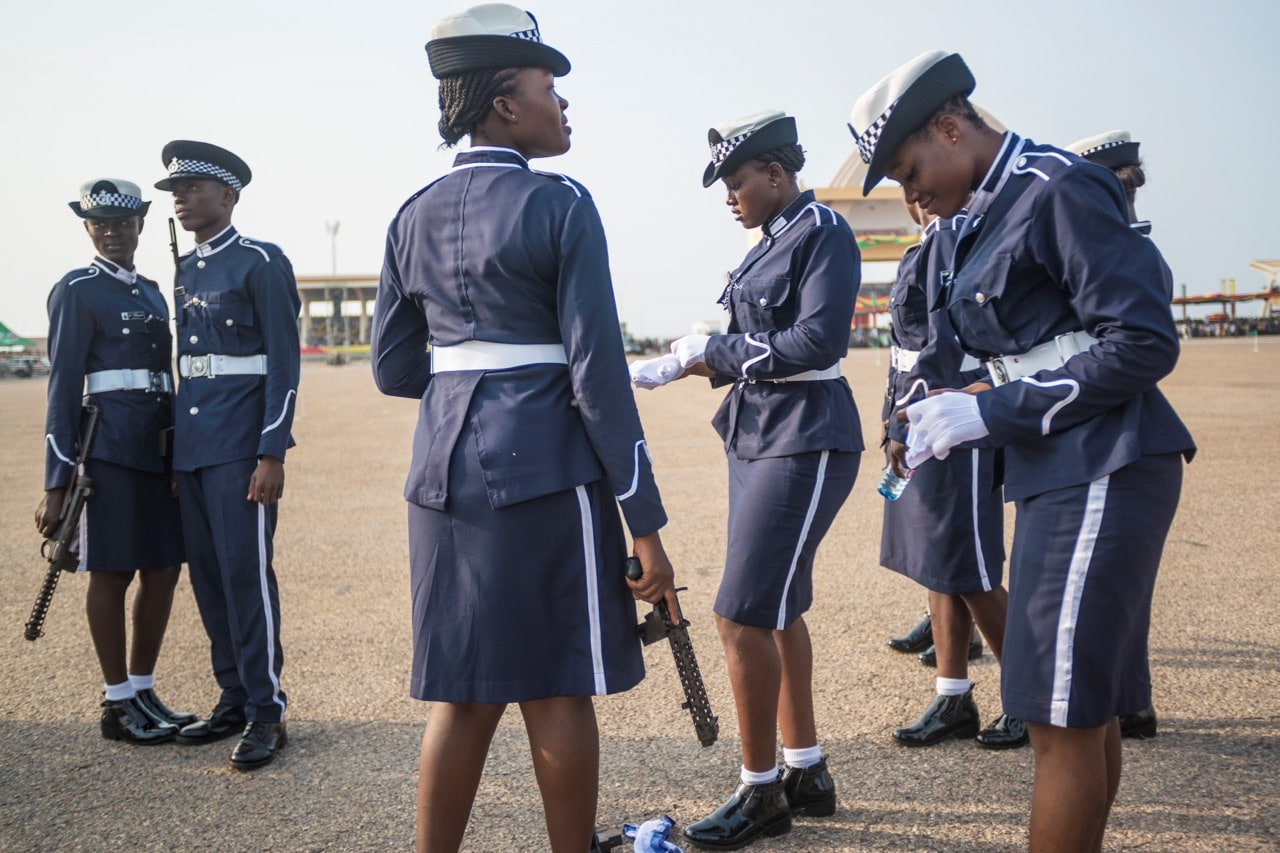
[703,191,864,458]
[947,134,1195,501]
[173,226,301,471]
[883,215,984,444]
[45,258,175,490]
[371,147,667,538]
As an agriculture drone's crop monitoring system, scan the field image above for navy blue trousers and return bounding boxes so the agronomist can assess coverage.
[178,458,286,723]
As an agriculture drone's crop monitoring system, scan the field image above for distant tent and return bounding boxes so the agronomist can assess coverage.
[0,320,34,351]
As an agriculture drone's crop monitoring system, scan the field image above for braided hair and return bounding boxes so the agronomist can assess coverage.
[437,67,522,147]
[754,143,806,175]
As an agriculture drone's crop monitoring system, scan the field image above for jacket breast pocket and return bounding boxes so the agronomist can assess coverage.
[204,297,256,350]
[102,315,152,363]
[736,274,792,329]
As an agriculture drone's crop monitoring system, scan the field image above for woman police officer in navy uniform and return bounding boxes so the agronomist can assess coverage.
[633,110,863,849]
[38,179,190,744]
[878,196,1025,750]
[849,52,1194,851]
[371,5,677,851]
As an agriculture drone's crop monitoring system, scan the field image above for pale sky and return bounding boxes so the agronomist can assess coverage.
[2,0,1276,339]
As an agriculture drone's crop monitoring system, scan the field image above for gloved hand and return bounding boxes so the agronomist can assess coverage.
[904,391,989,468]
[622,815,684,853]
[669,334,710,369]
[629,354,683,389]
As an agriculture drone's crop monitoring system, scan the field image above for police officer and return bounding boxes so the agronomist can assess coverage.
[154,141,301,770]
[372,6,677,850]
[1066,129,1161,741]
[850,51,1195,850]
[635,110,863,849]
[878,196,1025,750]
[38,179,190,744]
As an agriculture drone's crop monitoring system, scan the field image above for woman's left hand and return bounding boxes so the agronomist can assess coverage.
[904,391,990,468]
[629,532,680,623]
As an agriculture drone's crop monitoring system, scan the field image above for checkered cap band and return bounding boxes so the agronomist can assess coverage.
[1080,139,1125,158]
[855,99,898,164]
[166,157,243,190]
[81,191,144,211]
[711,131,752,166]
[510,27,540,41]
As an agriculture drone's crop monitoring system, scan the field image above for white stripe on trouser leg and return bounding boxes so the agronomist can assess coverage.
[257,503,286,715]
[576,486,607,694]
[969,449,992,591]
[77,504,88,572]
[775,451,829,631]
[1049,476,1109,727]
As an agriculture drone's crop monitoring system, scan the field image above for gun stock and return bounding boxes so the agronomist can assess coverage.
[25,405,100,641]
[627,556,719,747]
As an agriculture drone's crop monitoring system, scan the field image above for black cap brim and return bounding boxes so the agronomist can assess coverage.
[1083,141,1140,170]
[860,54,975,195]
[69,201,151,219]
[427,35,570,79]
[702,116,799,188]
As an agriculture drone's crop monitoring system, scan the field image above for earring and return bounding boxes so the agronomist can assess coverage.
[771,182,777,188]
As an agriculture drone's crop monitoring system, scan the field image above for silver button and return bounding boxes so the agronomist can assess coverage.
[152,344,158,349]
[758,297,768,307]
[197,260,206,269]
[122,327,130,335]
[189,335,198,344]
[1017,157,1027,168]
[975,292,987,304]
[131,288,139,296]
[225,318,234,327]
[189,407,199,415]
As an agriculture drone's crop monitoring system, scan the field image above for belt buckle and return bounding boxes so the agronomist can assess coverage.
[147,371,166,393]
[189,355,211,378]
[990,358,1009,386]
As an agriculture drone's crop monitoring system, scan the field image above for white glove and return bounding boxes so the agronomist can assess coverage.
[629,354,683,389]
[904,391,989,467]
[670,334,710,369]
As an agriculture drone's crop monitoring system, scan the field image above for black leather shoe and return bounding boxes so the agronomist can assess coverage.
[230,721,286,770]
[1120,705,1158,739]
[892,690,980,746]
[975,713,1029,749]
[781,758,836,817]
[918,632,984,667]
[134,688,198,728]
[175,702,247,745]
[100,696,178,744]
[683,778,791,850]
[887,613,932,653]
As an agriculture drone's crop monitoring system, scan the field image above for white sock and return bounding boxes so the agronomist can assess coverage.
[104,681,135,702]
[129,673,155,691]
[936,677,971,696]
[782,745,823,769]
[740,765,779,786]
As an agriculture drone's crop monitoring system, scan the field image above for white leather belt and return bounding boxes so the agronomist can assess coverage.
[430,341,567,373]
[986,331,1098,386]
[891,347,980,373]
[85,369,172,394]
[179,353,269,379]
[763,363,842,383]
[891,346,920,372]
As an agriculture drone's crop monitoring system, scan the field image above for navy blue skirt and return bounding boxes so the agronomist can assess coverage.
[1000,453,1182,729]
[879,447,1004,595]
[78,459,183,572]
[716,450,859,630]
[406,427,644,704]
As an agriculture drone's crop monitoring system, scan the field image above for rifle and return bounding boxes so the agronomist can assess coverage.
[168,218,186,312]
[25,405,101,641]
[626,556,719,747]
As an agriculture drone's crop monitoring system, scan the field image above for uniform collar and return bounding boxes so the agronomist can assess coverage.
[452,146,530,171]
[91,256,137,285]
[762,190,817,240]
[196,224,239,258]
[1131,220,1152,236]
[921,208,968,244]
[967,132,1022,219]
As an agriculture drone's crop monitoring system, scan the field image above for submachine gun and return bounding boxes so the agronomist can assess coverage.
[626,556,719,748]
[24,405,101,641]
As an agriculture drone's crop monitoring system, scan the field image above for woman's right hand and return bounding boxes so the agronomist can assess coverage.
[628,531,681,623]
[887,439,908,477]
[35,488,66,537]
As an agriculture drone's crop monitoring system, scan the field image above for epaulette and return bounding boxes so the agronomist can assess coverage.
[531,169,588,199]
[234,235,278,263]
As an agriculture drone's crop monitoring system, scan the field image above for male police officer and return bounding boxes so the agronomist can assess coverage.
[155,141,301,770]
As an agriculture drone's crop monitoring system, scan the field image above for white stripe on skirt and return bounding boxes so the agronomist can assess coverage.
[575,486,607,694]
[257,503,286,715]
[775,450,830,631]
[969,449,993,591]
[1050,476,1109,727]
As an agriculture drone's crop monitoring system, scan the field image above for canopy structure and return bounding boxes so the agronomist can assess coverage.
[0,321,34,352]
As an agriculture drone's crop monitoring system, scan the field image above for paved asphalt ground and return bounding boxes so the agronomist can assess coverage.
[1,338,1276,851]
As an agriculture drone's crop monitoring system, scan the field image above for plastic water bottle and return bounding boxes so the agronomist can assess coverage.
[877,465,913,501]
